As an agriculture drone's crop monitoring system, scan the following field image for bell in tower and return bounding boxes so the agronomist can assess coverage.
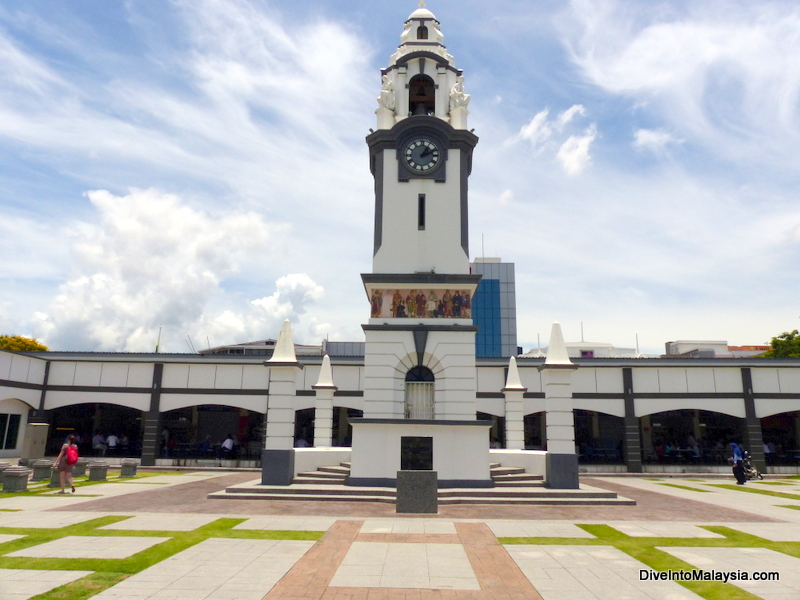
[374,2,469,129]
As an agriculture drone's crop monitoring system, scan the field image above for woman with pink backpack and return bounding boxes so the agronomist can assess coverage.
[53,434,79,494]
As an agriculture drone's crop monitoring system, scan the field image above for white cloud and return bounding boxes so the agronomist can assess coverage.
[498,189,514,206]
[29,188,324,352]
[561,0,800,168]
[557,124,597,175]
[516,109,552,147]
[633,128,682,152]
[556,104,586,129]
[511,104,597,174]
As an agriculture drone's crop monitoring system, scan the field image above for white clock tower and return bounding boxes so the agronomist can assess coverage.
[358,4,483,428]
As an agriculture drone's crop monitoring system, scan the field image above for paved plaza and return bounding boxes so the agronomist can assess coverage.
[1,470,800,599]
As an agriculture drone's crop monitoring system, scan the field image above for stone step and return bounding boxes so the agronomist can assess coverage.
[224,486,395,498]
[209,491,395,503]
[438,489,618,499]
[439,497,636,506]
[291,476,347,485]
[296,470,346,479]
[340,462,351,468]
[490,466,526,476]
[318,465,350,475]
[492,473,544,482]
[494,481,546,488]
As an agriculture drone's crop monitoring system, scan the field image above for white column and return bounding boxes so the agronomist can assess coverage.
[395,66,408,122]
[503,356,526,450]
[313,355,336,447]
[265,366,299,450]
[265,320,300,450]
[436,65,448,120]
[541,367,577,454]
[538,322,579,489]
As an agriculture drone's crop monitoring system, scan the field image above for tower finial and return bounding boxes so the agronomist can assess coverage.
[418,0,426,7]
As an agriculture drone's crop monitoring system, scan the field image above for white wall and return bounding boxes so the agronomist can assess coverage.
[350,421,491,482]
[0,398,30,458]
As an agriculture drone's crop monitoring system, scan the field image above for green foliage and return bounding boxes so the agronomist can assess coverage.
[0,334,48,352]
[762,329,800,358]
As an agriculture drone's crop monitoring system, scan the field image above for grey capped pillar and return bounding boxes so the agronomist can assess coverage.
[537,322,579,489]
[262,320,301,485]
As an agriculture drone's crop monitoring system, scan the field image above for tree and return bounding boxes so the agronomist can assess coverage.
[762,330,800,358]
[0,335,48,352]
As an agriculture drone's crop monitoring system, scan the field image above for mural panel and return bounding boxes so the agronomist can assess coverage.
[370,288,472,319]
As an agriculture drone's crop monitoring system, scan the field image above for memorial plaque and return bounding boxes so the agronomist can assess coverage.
[400,436,433,470]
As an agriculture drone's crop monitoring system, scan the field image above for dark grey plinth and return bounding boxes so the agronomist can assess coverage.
[546,453,579,489]
[3,467,31,492]
[261,449,295,486]
[48,468,62,488]
[0,463,11,486]
[32,459,53,482]
[396,470,438,514]
[120,459,139,478]
[17,458,31,467]
[73,459,88,477]
[88,462,109,481]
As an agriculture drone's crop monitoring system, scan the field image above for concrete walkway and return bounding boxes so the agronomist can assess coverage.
[1,471,799,599]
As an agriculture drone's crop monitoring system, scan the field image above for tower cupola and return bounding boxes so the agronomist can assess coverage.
[376,2,470,130]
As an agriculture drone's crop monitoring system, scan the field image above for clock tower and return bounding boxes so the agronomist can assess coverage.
[360,4,482,423]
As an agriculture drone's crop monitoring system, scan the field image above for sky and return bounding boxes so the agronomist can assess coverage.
[1,0,800,355]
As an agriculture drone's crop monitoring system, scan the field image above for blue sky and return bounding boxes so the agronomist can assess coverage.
[1,0,799,354]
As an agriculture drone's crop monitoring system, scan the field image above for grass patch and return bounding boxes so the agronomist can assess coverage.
[752,481,794,485]
[658,483,714,492]
[708,484,800,501]
[503,524,769,599]
[0,514,325,599]
[777,504,800,511]
[643,478,662,481]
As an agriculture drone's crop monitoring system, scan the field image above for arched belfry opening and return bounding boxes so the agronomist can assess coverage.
[405,366,435,419]
[417,25,428,40]
[408,74,435,116]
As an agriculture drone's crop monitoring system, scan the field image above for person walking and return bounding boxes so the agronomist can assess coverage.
[53,434,79,494]
[730,442,746,485]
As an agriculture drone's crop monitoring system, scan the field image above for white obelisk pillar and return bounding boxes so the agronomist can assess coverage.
[312,354,337,447]
[263,319,300,485]
[538,322,579,489]
[502,356,526,450]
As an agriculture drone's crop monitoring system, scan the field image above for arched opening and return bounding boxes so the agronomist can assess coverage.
[575,410,623,464]
[523,412,545,450]
[405,366,435,419]
[160,405,263,459]
[294,408,314,447]
[477,412,505,448]
[47,403,144,457]
[332,407,363,446]
[408,74,435,116]
[640,409,745,465]
[416,25,428,40]
[761,411,800,465]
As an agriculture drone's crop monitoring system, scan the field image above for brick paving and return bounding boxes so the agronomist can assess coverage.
[22,470,799,599]
[54,472,780,522]
[262,521,542,600]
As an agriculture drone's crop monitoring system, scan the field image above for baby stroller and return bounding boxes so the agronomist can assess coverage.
[742,450,764,480]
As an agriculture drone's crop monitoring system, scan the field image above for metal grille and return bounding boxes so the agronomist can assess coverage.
[405,382,434,419]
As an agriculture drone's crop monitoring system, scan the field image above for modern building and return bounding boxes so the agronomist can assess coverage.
[2,5,800,477]
[470,258,518,358]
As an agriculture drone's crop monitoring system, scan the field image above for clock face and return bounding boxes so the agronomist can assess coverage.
[404,138,440,173]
